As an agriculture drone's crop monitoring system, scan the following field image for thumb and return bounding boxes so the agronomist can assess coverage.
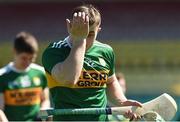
[66,19,71,34]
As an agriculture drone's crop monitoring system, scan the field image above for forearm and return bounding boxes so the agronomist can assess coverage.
[52,39,86,85]
[40,88,50,109]
[107,76,127,106]
[0,110,8,122]
[41,100,50,109]
[52,12,89,85]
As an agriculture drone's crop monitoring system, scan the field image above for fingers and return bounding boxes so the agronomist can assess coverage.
[85,14,89,24]
[72,12,78,24]
[66,19,71,34]
[124,110,141,121]
[130,100,142,107]
[137,115,142,120]
[72,12,88,26]
[130,114,141,121]
[124,110,133,119]
[78,12,81,17]
[68,12,89,41]
[74,12,78,17]
[82,12,85,20]
[129,114,136,121]
[122,101,142,121]
[133,101,142,107]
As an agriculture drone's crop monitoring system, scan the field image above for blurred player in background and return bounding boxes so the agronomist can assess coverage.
[0,31,50,121]
[42,4,142,121]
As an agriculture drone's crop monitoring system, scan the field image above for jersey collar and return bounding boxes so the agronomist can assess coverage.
[8,62,30,73]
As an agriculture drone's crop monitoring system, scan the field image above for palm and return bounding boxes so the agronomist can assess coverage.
[67,12,89,41]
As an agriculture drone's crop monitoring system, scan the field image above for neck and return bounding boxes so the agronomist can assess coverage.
[86,39,94,50]
[13,61,26,71]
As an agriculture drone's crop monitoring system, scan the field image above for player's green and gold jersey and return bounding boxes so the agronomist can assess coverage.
[42,37,115,121]
[0,63,47,121]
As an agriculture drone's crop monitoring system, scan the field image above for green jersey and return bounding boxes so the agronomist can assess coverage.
[0,62,47,121]
[42,37,115,121]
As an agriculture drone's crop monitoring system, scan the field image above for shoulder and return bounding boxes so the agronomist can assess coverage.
[93,41,115,62]
[0,64,11,76]
[45,37,71,50]
[42,37,71,70]
[93,41,114,55]
[94,41,113,51]
[29,63,45,73]
[42,37,71,60]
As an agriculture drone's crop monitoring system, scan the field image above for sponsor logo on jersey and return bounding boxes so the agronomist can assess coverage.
[76,70,108,88]
[4,87,42,106]
[8,76,31,89]
[84,57,97,67]
[20,76,31,87]
[98,58,106,66]
[46,70,109,88]
[33,77,41,86]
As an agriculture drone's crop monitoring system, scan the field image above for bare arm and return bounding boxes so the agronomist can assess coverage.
[107,74,127,106]
[107,74,142,107]
[0,109,8,122]
[0,94,8,122]
[107,74,142,120]
[51,12,89,86]
[40,88,50,109]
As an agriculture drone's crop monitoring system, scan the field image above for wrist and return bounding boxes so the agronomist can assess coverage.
[69,36,86,46]
[70,35,86,43]
[74,39,86,47]
[120,98,128,105]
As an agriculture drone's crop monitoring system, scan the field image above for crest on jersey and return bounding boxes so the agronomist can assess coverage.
[99,58,106,66]
[33,77,41,86]
[84,57,96,67]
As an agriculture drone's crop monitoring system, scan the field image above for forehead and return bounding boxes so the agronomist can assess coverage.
[16,52,35,57]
